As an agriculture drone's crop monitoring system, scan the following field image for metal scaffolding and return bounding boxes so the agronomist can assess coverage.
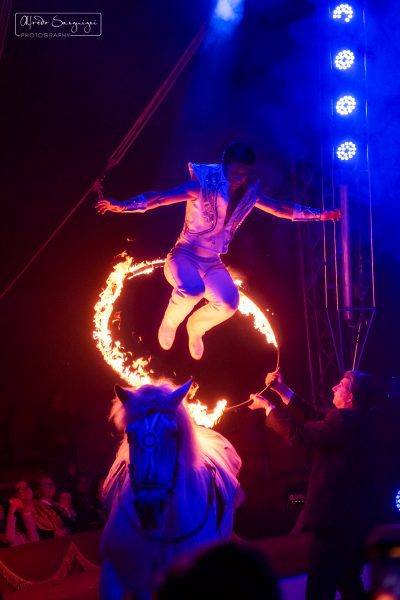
[297,2,375,405]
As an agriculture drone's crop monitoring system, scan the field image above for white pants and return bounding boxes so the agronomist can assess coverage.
[162,245,240,336]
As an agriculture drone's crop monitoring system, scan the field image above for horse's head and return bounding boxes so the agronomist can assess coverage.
[114,379,193,531]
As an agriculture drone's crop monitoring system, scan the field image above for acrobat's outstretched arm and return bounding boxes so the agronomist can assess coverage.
[255,193,341,222]
[96,180,200,214]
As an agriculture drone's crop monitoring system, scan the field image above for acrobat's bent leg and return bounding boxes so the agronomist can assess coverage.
[159,249,205,350]
[186,262,239,360]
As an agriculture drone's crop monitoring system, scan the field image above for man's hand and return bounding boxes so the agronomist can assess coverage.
[321,208,341,222]
[95,199,124,214]
[248,393,275,415]
[265,370,294,404]
[9,498,24,513]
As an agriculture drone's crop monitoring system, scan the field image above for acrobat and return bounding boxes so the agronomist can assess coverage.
[96,142,340,360]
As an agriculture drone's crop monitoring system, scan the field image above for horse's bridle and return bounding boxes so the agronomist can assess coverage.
[127,411,182,495]
[120,410,218,545]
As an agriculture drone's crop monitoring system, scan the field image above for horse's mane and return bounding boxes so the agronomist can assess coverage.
[102,382,201,502]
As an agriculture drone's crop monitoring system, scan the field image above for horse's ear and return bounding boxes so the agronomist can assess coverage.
[114,384,132,404]
[170,379,193,409]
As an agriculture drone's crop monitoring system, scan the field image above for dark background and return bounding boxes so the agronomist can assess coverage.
[0,0,399,535]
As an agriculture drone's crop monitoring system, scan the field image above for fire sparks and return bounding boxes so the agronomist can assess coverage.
[93,255,278,428]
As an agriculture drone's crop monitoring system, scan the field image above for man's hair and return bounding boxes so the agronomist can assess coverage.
[344,370,373,410]
[222,142,256,166]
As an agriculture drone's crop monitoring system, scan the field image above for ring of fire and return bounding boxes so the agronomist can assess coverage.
[93,254,278,427]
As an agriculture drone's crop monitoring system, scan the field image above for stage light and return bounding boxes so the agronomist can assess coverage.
[336,95,357,115]
[334,49,355,70]
[337,141,357,161]
[214,0,244,23]
[396,490,400,512]
[332,4,354,23]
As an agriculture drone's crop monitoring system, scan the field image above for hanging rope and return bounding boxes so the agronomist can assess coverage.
[0,186,95,301]
[104,24,207,173]
[0,22,207,301]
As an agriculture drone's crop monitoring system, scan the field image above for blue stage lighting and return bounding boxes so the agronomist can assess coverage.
[334,49,355,70]
[332,4,354,23]
[336,95,357,115]
[214,0,244,23]
[337,141,357,160]
[396,490,400,512]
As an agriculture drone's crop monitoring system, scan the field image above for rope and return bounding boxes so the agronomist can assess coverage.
[224,347,281,411]
[0,185,95,301]
[0,22,207,301]
[104,23,207,172]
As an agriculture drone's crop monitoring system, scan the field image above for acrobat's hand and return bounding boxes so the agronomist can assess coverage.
[321,208,341,222]
[248,393,274,415]
[96,199,124,214]
[8,498,24,513]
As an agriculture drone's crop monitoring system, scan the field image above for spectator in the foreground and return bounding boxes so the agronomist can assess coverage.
[158,541,280,600]
[250,370,374,600]
[33,474,69,539]
[5,481,39,545]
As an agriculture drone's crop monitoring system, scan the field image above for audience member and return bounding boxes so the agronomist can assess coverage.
[33,475,69,539]
[4,481,39,546]
[158,541,280,599]
[54,490,78,533]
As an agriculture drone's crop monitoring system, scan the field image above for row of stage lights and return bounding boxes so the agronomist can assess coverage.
[330,3,359,161]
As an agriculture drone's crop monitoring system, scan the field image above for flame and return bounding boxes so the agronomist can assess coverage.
[184,399,227,429]
[93,254,162,388]
[93,255,278,427]
[235,280,278,348]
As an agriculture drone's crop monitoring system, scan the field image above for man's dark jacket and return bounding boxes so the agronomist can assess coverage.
[267,396,373,531]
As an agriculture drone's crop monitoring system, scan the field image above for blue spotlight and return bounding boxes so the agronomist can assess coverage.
[214,0,244,23]
[336,95,357,115]
[334,49,355,70]
[396,490,400,512]
[332,4,354,23]
[337,141,357,160]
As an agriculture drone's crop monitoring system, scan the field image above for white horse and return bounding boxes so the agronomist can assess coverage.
[100,379,243,600]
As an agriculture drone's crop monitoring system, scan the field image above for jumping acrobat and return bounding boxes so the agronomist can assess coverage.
[96,142,340,360]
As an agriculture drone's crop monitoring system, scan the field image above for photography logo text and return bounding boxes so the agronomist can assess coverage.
[15,13,102,38]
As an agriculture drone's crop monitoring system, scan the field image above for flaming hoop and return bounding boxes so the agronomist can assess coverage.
[93,254,278,427]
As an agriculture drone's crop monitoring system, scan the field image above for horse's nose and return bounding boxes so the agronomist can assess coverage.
[134,493,167,530]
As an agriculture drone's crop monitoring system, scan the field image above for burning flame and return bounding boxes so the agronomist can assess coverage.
[235,279,278,348]
[184,399,227,429]
[93,254,278,428]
